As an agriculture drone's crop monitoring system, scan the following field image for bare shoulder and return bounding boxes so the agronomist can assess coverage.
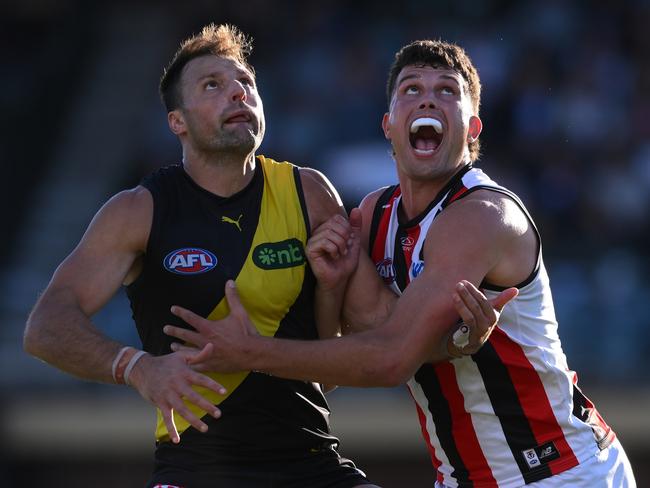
[358,186,391,214]
[356,186,392,249]
[81,185,153,253]
[423,188,536,287]
[453,189,530,237]
[298,167,345,230]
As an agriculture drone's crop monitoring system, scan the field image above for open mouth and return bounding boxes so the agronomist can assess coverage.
[224,111,252,125]
[409,117,443,155]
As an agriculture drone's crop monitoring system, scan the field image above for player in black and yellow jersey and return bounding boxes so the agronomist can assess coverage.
[22,24,502,488]
[24,24,378,488]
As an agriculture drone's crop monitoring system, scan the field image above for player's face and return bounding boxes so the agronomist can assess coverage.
[174,55,265,155]
[382,65,481,182]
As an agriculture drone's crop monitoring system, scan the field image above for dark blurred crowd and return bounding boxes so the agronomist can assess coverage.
[3,0,649,383]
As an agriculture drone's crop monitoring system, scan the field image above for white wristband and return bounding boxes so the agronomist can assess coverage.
[124,350,149,386]
[111,346,132,383]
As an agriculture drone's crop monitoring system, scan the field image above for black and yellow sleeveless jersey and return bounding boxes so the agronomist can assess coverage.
[126,156,338,465]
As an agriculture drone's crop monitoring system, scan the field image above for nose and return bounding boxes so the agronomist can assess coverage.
[419,100,436,110]
[230,79,247,102]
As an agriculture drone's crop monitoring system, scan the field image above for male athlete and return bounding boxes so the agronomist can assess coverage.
[165,40,637,487]
[22,25,509,488]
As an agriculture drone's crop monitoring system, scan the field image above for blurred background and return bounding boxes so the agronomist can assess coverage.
[1,0,649,486]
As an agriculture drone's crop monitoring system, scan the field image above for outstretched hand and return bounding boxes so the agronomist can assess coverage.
[306,209,362,290]
[164,280,259,374]
[449,280,518,357]
[127,344,226,444]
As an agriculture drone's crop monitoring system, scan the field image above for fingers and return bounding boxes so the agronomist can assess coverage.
[190,342,215,365]
[169,396,209,434]
[169,343,199,354]
[491,287,519,313]
[452,288,477,327]
[160,407,180,444]
[457,280,497,319]
[224,280,246,318]
[170,306,209,332]
[348,207,362,231]
[164,324,204,346]
[452,281,488,327]
[308,232,348,258]
[309,216,352,258]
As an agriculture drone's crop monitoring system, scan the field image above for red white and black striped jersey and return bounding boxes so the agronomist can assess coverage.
[368,164,615,487]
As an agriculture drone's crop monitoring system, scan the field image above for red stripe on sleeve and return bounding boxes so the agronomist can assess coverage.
[490,328,578,475]
[436,362,498,486]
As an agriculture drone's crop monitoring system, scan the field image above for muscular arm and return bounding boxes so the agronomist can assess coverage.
[341,189,398,332]
[23,187,224,442]
[246,191,530,385]
[24,188,151,382]
[299,168,350,341]
[168,190,530,387]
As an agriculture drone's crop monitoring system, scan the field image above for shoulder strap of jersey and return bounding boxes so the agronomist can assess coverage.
[369,185,400,262]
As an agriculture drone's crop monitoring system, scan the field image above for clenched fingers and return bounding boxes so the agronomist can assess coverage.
[308,233,348,258]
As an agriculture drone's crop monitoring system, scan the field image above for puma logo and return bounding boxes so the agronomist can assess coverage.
[221,214,243,231]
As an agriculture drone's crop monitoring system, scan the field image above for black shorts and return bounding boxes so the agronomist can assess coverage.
[146,447,371,488]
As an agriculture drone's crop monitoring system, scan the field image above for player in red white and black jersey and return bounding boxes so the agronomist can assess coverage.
[164,40,636,487]
[367,164,632,487]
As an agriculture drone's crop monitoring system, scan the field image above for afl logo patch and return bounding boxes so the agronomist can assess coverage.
[375,258,396,284]
[163,248,217,275]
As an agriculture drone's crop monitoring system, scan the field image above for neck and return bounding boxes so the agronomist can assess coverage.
[182,146,257,197]
[398,163,468,221]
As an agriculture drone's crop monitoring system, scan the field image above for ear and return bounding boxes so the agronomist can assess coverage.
[467,115,482,142]
[168,110,186,136]
[381,112,391,140]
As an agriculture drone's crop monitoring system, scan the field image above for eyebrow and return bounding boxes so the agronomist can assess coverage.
[397,72,462,87]
[439,74,461,86]
[196,70,254,82]
[396,73,421,85]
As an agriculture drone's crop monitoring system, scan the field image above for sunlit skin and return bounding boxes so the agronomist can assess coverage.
[382,66,482,220]
[167,55,266,196]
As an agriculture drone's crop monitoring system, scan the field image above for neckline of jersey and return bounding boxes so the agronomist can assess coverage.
[397,163,473,229]
[179,160,262,205]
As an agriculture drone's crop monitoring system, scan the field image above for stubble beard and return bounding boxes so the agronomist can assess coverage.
[196,125,261,156]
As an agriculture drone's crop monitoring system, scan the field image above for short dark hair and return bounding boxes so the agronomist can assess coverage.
[386,40,482,161]
[159,23,254,112]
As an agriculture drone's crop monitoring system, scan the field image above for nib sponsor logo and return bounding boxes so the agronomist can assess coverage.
[253,238,305,270]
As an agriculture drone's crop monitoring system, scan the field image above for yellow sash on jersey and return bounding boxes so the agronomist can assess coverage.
[155,156,308,441]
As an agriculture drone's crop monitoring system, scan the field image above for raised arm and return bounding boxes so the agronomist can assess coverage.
[23,187,225,443]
